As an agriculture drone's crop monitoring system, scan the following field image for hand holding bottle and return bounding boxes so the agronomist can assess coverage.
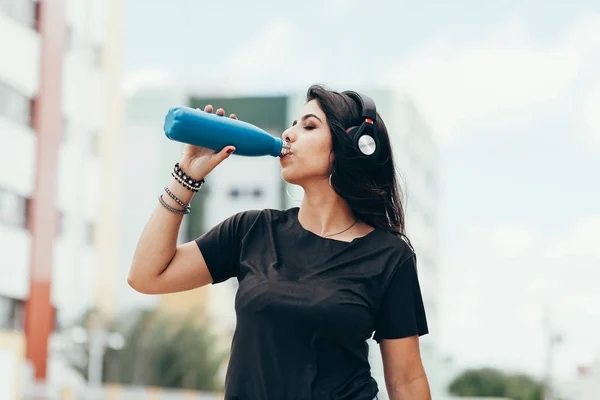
[178,105,237,180]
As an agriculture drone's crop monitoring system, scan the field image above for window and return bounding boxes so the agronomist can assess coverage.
[0,82,30,126]
[0,296,25,331]
[91,45,103,68]
[57,211,65,235]
[89,131,100,156]
[229,188,240,199]
[62,117,69,142]
[66,26,76,51]
[0,187,28,228]
[0,0,37,27]
[85,222,95,246]
[229,187,265,200]
[33,0,40,30]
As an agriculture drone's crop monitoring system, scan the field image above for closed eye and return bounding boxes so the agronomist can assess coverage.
[292,113,323,128]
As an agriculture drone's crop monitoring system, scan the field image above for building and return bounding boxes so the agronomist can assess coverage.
[0,0,125,397]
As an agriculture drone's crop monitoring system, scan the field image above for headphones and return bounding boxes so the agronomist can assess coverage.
[342,90,380,159]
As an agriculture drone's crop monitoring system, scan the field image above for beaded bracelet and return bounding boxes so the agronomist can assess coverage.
[172,163,204,192]
[158,194,190,215]
[164,186,191,211]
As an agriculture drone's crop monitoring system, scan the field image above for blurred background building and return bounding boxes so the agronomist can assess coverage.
[0,1,41,396]
[0,0,125,397]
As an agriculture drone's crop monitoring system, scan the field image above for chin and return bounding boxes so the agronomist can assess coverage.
[281,168,303,185]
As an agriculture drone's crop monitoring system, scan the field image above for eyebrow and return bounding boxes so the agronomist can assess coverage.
[292,113,323,126]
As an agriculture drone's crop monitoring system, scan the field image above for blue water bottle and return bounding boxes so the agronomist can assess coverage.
[163,106,291,157]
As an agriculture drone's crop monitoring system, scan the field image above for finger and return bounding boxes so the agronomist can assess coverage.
[229,113,237,120]
[214,146,235,163]
[216,108,225,116]
[203,105,214,113]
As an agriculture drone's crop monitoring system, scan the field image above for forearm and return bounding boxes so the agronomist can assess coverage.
[128,177,196,283]
[387,374,431,400]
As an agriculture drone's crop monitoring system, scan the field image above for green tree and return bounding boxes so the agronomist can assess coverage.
[504,374,543,400]
[62,308,227,391]
[448,367,543,400]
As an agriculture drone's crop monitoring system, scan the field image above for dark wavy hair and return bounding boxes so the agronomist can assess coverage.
[306,84,410,245]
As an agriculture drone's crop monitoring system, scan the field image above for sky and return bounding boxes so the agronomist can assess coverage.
[123,0,600,382]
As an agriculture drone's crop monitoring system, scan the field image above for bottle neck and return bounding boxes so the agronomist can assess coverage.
[279,141,291,157]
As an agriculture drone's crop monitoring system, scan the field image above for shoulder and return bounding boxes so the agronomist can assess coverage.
[364,229,416,280]
[373,230,415,262]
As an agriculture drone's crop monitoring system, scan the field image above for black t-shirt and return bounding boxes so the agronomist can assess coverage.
[195,207,428,400]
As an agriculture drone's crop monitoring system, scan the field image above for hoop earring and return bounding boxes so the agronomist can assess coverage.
[329,169,336,189]
[285,183,303,203]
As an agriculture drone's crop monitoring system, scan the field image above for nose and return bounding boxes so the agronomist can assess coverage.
[282,128,294,143]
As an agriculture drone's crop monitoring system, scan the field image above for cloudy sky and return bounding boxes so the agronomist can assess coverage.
[124,0,600,381]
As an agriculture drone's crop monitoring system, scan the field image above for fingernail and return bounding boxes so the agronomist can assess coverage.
[227,148,234,154]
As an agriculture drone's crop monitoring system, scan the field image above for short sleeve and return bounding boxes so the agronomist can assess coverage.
[373,253,429,343]
[194,210,259,284]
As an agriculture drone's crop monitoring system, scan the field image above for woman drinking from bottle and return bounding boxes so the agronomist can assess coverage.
[128,84,431,400]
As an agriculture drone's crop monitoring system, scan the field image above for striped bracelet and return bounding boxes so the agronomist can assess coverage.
[158,194,189,215]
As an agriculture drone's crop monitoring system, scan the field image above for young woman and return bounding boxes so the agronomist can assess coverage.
[128,85,431,400]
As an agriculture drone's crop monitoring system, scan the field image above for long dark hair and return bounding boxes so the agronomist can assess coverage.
[306,84,411,245]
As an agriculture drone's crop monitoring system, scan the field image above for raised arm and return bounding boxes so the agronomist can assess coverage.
[127,105,237,294]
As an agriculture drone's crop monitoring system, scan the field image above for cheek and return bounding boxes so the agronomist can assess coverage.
[301,136,332,173]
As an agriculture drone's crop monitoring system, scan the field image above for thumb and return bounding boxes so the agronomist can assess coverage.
[214,146,235,163]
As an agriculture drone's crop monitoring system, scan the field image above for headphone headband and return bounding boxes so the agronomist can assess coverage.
[341,90,380,158]
[342,90,377,122]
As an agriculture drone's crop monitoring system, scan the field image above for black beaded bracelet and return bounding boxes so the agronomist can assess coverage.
[171,172,200,192]
[173,163,204,192]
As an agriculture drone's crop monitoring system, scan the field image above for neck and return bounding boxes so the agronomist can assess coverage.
[297,177,356,237]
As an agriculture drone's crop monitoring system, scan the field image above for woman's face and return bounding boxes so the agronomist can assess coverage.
[280,100,334,185]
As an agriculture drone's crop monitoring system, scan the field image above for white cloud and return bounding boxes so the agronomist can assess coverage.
[447,223,539,260]
[320,0,359,15]
[487,224,539,258]
[223,20,324,93]
[579,81,600,147]
[122,68,177,95]
[385,15,600,144]
[544,214,600,259]
[566,14,600,149]
[562,13,600,62]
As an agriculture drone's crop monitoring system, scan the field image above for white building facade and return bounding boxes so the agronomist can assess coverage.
[0,2,39,397]
[0,0,125,395]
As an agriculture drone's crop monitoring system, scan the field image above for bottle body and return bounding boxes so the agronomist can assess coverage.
[163,106,289,157]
